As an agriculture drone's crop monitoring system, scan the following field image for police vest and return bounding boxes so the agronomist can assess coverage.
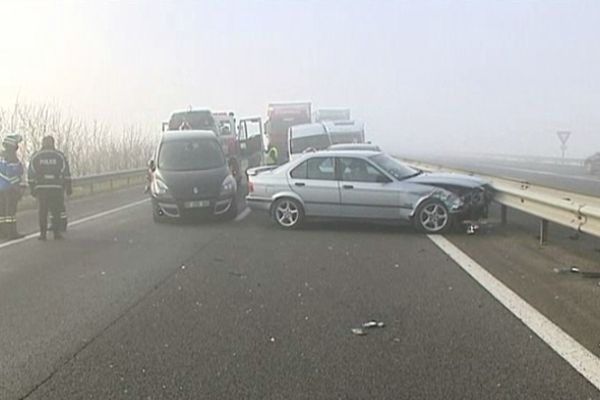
[28,149,71,190]
[0,154,23,191]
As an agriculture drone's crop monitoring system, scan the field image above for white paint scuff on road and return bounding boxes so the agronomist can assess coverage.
[235,207,251,222]
[0,199,150,250]
[427,234,600,392]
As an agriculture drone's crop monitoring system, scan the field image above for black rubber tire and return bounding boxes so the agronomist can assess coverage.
[152,204,167,224]
[271,197,304,229]
[221,199,238,221]
[413,199,452,234]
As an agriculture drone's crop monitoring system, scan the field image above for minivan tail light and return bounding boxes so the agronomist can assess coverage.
[248,181,254,193]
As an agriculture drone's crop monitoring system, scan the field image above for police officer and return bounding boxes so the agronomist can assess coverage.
[28,136,72,240]
[0,134,25,240]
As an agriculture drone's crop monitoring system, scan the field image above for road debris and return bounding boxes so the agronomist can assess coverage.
[359,320,386,330]
[351,328,367,336]
[553,266,600,279]
[465,223,480,235]
[229,271,246,278]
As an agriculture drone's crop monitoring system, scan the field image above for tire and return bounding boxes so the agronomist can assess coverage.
[221,199,238,221]
[272,197,304,229]
[413,199,452,234]
[152,204,167,223]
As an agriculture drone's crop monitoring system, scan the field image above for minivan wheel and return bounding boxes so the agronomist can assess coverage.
[221,199,238,221]
[272,198,303,229]
[153,205,167,224]
[414,199,452,234]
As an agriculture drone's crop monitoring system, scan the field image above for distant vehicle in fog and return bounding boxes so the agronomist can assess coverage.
[323,120,365,144]
[288,122,371,160]
[212,111,265,183]
[246,150,491,233]
[328,143,380,152]
[313,108,351,123]
[148,130,238,222]
[163,109,219,134]
[264,102,312,164]
[584,152,600,175]
[288,123,332,160]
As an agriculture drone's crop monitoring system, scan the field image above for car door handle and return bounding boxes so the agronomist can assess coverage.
[342,184,354,189]
[294,182,306,187]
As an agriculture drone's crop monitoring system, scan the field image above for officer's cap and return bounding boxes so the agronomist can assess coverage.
[2,134,23,149]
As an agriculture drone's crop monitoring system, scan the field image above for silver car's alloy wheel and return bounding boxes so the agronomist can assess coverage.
[274,199,300,228]
[418,202,449,233]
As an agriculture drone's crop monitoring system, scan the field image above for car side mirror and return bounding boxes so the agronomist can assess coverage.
[148,160,156,172]
[376,175,391,183]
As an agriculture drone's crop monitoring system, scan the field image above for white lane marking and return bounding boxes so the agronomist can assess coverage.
[0,199,150,250]
[427,234,600,391]
[235,206,251,222]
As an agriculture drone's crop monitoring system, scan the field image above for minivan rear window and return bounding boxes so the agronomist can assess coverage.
[158,138,225,171]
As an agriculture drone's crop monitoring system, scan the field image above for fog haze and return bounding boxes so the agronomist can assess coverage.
[1,0,599,157]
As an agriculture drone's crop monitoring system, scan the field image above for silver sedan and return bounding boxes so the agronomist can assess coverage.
[246,150,491,233]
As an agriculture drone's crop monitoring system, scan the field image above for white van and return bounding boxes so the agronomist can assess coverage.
[288,123,332,161]
[323,120,365,144]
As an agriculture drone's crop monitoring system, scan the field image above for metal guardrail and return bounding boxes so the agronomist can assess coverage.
[71,168,146,193]
[401,158,600,242]
[456,153,585,167]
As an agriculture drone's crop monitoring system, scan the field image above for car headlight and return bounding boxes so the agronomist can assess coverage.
[220,175,237,196]
[151,179,169,197]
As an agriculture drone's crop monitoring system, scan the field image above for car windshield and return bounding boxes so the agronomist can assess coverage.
[158,138,225,171]
[369,153,419,180]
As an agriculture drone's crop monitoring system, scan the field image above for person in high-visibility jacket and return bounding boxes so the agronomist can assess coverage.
[266,144,279,165]
[28,135,72,240]
[0,134,25,240]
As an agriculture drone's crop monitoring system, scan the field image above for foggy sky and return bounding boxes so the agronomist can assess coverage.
[1,0,599,157]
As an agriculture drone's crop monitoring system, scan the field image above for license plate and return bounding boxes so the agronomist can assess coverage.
[184,200,210,209]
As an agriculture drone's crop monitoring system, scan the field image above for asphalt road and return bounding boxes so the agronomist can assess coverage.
[404,154,600,197]
[1,187,599,399]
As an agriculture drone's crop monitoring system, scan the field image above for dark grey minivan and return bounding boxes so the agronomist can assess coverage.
[149,130,238,221]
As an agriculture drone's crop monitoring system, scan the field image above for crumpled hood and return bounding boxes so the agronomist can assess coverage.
[405,172,488,189]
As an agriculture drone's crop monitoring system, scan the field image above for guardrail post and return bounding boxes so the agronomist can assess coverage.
[500,205,508,225]
[539,219,549,245]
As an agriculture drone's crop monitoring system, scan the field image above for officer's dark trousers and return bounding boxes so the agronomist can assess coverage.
[38,189,64,235]
[0,189,19,238]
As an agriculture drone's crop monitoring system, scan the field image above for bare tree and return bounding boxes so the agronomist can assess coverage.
[0,101,155,176]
